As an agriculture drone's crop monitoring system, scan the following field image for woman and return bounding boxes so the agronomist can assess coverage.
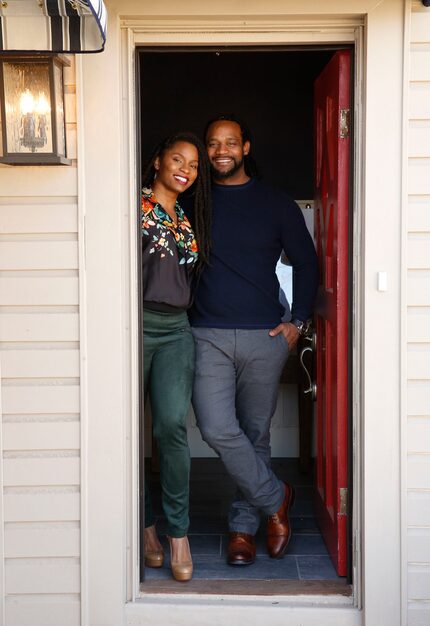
[141,132,211,582]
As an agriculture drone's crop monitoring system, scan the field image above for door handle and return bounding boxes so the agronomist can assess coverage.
[309,330,317,352]
[299,335,317,401]
[301,329,317,349]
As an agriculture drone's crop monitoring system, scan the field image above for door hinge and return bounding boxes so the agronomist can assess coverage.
[339,487,348,515]
[339,109,350,138]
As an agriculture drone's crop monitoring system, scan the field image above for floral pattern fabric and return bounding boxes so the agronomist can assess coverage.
[141,187,198,267]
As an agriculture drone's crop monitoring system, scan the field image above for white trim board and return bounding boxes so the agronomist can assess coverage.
[126,597,362,626]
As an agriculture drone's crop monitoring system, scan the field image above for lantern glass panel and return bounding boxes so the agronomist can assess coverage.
[54,62,66,156]
[3,61,53,155]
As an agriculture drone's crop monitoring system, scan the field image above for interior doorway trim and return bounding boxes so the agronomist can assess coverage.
[122,16,364,608]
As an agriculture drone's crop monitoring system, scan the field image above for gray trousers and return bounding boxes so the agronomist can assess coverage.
[191,327,290,535]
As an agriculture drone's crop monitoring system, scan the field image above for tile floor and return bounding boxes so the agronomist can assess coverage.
[144,458,347,582]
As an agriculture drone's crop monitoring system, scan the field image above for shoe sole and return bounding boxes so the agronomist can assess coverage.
[144,555,164,568]
[171,568,193,582]
[145,560,164,568]
[227,558,255,566]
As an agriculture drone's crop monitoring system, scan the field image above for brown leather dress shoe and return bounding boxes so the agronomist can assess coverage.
[267,482,295,559]
[227,532,256,566]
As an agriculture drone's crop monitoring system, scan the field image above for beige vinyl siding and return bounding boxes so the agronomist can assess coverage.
[408,4,430,625]
[0,58,81,626]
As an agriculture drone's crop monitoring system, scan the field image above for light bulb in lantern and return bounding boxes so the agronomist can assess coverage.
[20,89,35,114]
[36,92,50,115]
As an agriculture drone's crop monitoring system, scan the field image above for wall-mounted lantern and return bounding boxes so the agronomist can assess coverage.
[0,55,71,165]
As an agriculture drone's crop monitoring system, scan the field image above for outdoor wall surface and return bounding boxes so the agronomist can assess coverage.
[0,59,81,626]
[407,3,430,624]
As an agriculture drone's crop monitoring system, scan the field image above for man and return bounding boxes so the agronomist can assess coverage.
[189,115,318,566]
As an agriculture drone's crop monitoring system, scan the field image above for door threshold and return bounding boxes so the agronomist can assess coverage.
[140,579,352,596]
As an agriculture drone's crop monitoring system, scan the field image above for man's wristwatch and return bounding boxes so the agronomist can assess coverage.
[290,318,311,336]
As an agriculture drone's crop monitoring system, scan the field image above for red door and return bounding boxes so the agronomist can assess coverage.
[314,50,351,577]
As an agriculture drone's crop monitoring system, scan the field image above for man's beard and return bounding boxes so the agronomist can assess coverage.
[210,156,245,180]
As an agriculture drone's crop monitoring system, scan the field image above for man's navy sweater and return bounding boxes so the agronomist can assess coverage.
[188,178,319,329]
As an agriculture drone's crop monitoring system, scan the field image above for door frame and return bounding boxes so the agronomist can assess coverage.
[126,16,363,605]
[136,42,355,581]
[79,2,407,624]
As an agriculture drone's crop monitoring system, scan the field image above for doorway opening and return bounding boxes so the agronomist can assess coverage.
[137,46,353,593]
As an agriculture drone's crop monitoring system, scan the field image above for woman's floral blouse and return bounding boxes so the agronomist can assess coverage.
[141,188,198,311]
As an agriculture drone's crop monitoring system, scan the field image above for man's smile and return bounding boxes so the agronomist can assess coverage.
[214,158,233,163]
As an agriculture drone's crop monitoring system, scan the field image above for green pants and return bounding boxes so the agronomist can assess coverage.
[143,308,194,537]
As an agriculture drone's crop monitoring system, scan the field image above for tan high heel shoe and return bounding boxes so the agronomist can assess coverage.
[167,535,193,582]
[144,525,164,568]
